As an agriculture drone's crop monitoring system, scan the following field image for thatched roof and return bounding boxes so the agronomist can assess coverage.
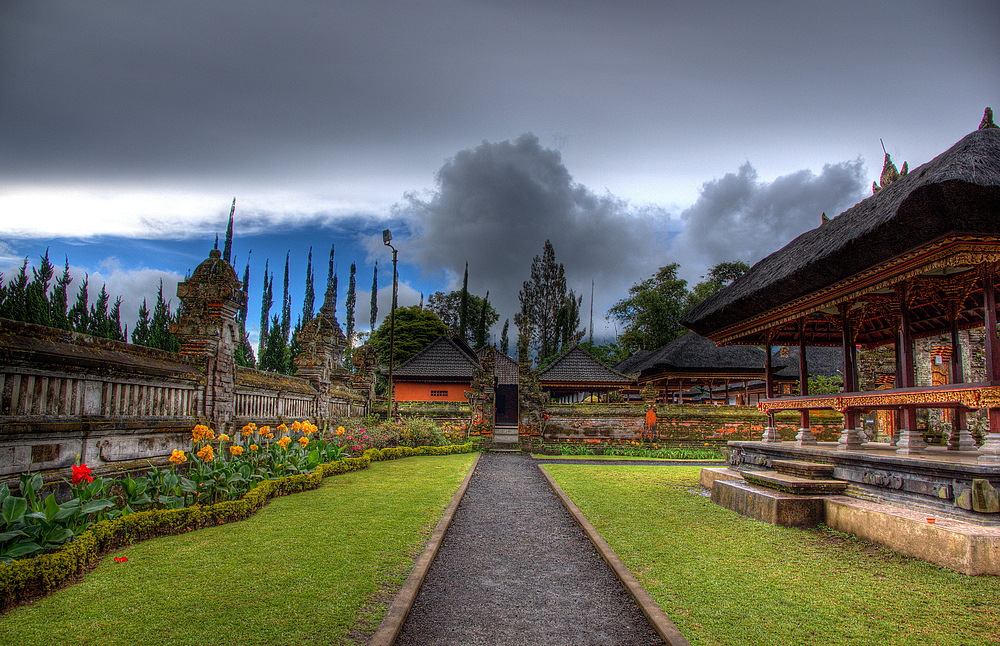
[614,349,652,377]
[538,344,633,386]
[682,126,1000,341]
[392,336,480,380]
[772,346,843,380]
[629,333,766,378]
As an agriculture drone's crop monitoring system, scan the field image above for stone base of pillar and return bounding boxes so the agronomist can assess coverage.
[761,426,782,443]
[978,433,1000,464]
[947,428,979,452]
[794,428,817,446]
[895,428,928,455]
[837,427,863,450]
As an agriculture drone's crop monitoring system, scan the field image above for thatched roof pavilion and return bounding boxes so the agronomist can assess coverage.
[683,111,1000,460]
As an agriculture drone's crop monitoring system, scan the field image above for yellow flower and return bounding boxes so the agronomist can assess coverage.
[298,436,309,447]
[205,428,215,441]
[336,426,345,435]
[249,444,259,451]
[196,444,215,462]
[169,449,187,464]
[291,421,303,432]
[218,433,230,442]
[277,423,288,434]
[229,445,244,456]
[277,436,291,449]
[191,424,212,442]
[241,422,257,437]
[259,426,273,439]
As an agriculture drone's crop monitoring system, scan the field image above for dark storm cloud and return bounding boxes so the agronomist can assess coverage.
[674,161,868,280]
[396,134,678,329]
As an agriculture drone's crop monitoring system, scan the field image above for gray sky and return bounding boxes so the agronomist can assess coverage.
[1,0,998,340]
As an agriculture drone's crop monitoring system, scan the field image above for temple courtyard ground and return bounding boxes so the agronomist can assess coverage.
[0,453,997,645]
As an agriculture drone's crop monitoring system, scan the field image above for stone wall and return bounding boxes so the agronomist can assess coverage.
[535,403,843,444]
[0,251,365,480]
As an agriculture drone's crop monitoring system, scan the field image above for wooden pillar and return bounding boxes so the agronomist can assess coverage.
[947,309,977,450]
[895,283,927,454]
[979,266,1000,463]
[837,307,863,450]
[762,337,780,442]
[795,320,816,446]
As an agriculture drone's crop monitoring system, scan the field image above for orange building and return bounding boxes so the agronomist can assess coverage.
[391,336,480,402]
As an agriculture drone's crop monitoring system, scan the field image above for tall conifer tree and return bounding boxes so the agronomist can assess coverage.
[458,262,469,342]
[50,257,72,330]
[474,291,490,348]
[25,250,54,326]
[500,319,510,356]
[370,261,378,331]
[301,247,315,322]
[345,263,357,346]
[280,252,291,340]
[68,274,90,332]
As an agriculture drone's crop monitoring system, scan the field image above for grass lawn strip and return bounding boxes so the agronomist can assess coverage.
[0,453,476,646]
[544,464,1000,646]
[532,454,724,462]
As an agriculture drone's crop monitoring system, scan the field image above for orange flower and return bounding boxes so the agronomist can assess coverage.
[218,433,230,442]
[241,422,257,437]
[229,445,244,456]
[259,426,273,439]
[249,444,259,451]
[335,426,345,435]
[169,449,187,464]
[298,436,309,447]
[191,424,212,442]
[277,423,288,434]
[277,436,291,449]
[291,421,303,432]
[196,444,215,462]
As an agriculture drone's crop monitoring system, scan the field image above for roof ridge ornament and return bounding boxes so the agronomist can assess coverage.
[981,107,998,130]
[872,139,908,194]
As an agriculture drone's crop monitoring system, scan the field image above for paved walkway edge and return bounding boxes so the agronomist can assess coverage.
[368,452,481,646]
[539,465,693,646]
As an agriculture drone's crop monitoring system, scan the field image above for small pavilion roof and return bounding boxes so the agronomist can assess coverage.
[628,333,766,380]
[682,125,1000,345]
[538,344,633,386]
[392,336,480,380]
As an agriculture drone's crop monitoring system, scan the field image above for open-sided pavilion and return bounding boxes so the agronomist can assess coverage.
[682,112,1000,572]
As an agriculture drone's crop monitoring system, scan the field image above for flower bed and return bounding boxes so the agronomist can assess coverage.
[0,418,476,614]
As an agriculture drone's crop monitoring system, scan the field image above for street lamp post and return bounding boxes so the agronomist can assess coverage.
[383,230,398,420]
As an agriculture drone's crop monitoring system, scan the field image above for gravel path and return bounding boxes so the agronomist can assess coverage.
[394,453,663,646]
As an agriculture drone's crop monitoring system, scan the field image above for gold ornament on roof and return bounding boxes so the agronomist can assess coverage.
[871,139,908,194]
[981,107,997,130]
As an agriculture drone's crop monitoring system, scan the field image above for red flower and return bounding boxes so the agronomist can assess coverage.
[71,464,94,485]
[113,556,128,563]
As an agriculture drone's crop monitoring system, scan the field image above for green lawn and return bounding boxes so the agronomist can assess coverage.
[545,464,1000,646]
[0,453,476,646]
[532,454,724,462]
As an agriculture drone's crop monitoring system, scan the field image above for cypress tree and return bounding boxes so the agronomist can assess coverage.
[458,262,469,342]
[259,314,287,372]
[345,262,357,346]
[2,260,30,322]
[501,318,510,356]
[50,257,72,330]
[258,262,273,357]
[25,250,54,326]
[222,197,235,265]
[110,296,125,341]
[280,252,291,340]
[133,299,151,345]
[301,247,315,322]
[89,284,111,337]
[149,280,179,352]
[370,261,378,331]
[68,274,90,332]
[474,291,490,348]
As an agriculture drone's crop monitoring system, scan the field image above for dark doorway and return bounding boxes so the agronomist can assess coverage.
[495,384,518,426]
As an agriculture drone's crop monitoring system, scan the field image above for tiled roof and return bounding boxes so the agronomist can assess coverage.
[477,347,520,385]
[538,345,633,385]
[393,336,480,379]
[628,333,765,374]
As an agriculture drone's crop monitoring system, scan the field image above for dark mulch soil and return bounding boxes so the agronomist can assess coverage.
[394,453,663,646]
[533,458,723,466]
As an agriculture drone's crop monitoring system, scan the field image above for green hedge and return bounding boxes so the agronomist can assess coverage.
[0,443,476,614]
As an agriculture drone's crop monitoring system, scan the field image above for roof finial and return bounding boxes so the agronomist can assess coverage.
[222,197,236,265]
[821,212,830,225]
[981,107,998,130]
[872,139,907,194]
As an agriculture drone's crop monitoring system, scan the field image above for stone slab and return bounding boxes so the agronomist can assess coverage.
[699,466,744,490]
[742,470,848,495]
[771,459,834,479]
[824,496,1000,575]
[711,479,826,527]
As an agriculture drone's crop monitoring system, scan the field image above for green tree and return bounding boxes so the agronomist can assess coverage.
[148,280,179,352]
[49,258,73,330]
[500,318,510,356]
[578,339,629,369]
[68,274,90,332]
[370,261,378,331]
[258,314,288,372]
[687,260,750,307]
[427,290,498,339]
[258,262,273,358]
[132,299,151,345]
[1,260,30,322]
[458,263,470,342]
[474,291,491,348]
[301,248,315,322]
[25,250,54,326]
[345,262,357,346]
[516,240,574,363]
[608,263,690,355]
[368,305,449,367]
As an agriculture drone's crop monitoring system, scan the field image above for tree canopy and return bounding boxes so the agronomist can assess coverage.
[607,263,690,355]
[368,305,449,367]
[426,289,498,345]
[515,240,583,363]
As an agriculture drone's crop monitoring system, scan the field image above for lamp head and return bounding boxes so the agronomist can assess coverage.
[382,229,393,245]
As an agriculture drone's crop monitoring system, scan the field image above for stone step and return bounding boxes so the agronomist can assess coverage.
[742,470,848,496]
[771,459,835,480]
